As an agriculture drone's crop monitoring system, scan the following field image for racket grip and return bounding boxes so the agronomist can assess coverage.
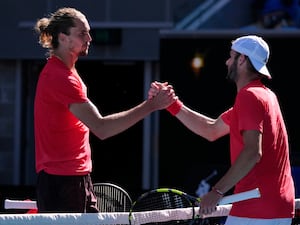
[4,199,37,209]
[218,188,261,205]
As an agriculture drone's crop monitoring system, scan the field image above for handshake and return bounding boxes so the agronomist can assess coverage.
[148,81,183,116]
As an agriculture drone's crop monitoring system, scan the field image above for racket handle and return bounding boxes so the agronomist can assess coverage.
[218,188,261,205]
[4,199,37,209]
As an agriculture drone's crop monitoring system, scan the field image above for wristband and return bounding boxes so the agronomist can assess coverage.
[166,99,183,116]
[212,186,224,196]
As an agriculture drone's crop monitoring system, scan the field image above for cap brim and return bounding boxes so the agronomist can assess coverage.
[250,58,272,79]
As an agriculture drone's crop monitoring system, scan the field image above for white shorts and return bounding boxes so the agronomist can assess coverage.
[225,216,292,225]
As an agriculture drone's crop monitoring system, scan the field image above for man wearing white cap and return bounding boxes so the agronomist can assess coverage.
[150,35,295,224]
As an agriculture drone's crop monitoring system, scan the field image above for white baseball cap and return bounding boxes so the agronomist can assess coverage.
[231,35,271,79]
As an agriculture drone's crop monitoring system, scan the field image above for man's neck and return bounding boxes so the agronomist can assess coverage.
[52,50,77,70]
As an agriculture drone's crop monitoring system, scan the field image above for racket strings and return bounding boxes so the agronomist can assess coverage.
[96,193,124,211]
[94,185,132,212]
[162,193,192,209]
[130,192,196,225]
[133,192,192,211]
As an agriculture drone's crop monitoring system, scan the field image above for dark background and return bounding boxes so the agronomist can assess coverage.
[158,36,300,196]
[1,36,300,212]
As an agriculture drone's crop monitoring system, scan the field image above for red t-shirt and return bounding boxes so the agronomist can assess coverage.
[221,80,295,218]
[34,56,92,175]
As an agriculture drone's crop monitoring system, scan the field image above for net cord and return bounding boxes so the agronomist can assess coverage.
[4,188,261,210]
[1,200,299,225]
[0,204,230,225]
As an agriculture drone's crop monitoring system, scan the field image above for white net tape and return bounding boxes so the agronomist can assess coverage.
[3,188,260,210]
[0,204,230,225]
[0,199,299,225]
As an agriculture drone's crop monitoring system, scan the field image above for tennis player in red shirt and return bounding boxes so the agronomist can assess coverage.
[150,35,295,225]
[34,7,176,213]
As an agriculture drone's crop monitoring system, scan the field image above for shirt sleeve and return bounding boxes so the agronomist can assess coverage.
[221,107,233,125]
[49,71,88,107]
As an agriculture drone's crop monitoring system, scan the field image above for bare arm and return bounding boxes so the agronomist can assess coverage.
[69,87,175,140]
[213,129,262,193]
[175,104,229,141]
[199,129,262,215]
[149,81,229,141]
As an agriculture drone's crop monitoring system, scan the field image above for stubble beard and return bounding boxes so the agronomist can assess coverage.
[226,61,238,83]
[79,50,88,56]
[79,43,90,56]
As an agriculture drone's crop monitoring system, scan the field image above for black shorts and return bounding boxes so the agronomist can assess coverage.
[37,170,99,213]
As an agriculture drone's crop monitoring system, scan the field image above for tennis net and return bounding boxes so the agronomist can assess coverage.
[1,199,299,225]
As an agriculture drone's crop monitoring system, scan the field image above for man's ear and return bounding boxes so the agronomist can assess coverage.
[239,54,247,64]
[58,32,67,43]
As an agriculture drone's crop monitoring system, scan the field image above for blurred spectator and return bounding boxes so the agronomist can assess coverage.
[241,0,300,30]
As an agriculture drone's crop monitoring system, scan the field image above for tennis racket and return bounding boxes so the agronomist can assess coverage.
[128,188,260,225]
